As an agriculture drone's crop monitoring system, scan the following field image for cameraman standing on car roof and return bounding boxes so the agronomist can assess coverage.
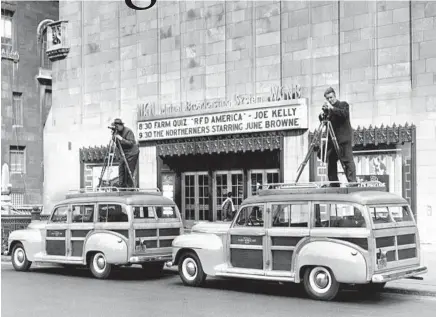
[111,118,140,188]
[318,87,356,187]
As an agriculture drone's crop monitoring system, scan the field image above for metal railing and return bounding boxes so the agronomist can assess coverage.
[258,181,385,190]
[67,187,161,194]
[1,214,32,254]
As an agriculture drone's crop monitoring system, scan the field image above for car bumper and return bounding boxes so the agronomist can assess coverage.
[129,255,172,264]
[372,266,428,283]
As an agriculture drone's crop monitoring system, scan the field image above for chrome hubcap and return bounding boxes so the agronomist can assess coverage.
[97,256,105,270]
[186,261,197,277]
[314,272,329,289]
[309,267,332,294]
[16,250,25,263]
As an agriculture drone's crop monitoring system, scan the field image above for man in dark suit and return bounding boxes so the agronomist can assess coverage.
[112,118,140,188]
[318,87,356,187]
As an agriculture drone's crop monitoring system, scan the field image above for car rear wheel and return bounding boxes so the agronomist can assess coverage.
[303,266,339,301]
[178,252,206,287]
[90,252,112,279]
[142,262,164,277]
[11,243,32,272]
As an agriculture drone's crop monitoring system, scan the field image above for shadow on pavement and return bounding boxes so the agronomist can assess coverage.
[169,277,407,304]
[26,265,177,281]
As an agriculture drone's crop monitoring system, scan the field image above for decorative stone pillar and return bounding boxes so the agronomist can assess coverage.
[46,20,70,62]
[31,207,42,221]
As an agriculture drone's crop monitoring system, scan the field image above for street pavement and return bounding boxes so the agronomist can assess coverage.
[2,262,436,317]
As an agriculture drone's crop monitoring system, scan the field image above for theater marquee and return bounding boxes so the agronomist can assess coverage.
[137,101,308,141]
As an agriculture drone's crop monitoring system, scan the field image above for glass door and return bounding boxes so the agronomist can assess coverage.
[182,172,210,227]
[248,169,280,196]
[213,170,244,221]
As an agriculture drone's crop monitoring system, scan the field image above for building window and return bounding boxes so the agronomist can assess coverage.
[10,146,26,174]
[1,9,13,52]
[40,28,51,69]
[12,92,23,126]
[11,193,24,206]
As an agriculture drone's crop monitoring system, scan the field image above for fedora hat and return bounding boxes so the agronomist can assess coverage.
[112,118,124,125]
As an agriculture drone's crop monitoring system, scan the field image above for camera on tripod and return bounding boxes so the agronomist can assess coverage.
[320,104,330,120]
[107,125,117,133]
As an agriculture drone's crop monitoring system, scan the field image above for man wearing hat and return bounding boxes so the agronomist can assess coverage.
[112,118,140,188]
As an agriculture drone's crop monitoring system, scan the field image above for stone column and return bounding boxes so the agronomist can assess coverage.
[283,130,310,183]
[138,145,158,189]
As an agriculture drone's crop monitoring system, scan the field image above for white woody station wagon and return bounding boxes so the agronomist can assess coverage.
[168,182,428,301]
[7,188,183,279]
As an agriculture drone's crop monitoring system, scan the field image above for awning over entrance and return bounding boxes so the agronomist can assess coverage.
[309,123,415,147]
[79,145,119,163]
[153,131,283,157]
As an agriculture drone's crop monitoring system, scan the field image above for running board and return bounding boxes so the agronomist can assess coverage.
[216,272,295,282]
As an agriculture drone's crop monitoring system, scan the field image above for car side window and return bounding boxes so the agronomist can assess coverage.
[50,205,68,223]
[72,205,94,223]
[315,203,366,228]
[235,205,264,227]
[98,204,128,223]
[133,206,156,219]
[272,203,309,227]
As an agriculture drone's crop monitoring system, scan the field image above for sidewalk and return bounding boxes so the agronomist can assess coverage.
[383,244,436,296]
[2,244,435,296]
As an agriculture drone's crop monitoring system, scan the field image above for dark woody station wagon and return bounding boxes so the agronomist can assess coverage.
[8,188,183,279]
[168,182,427,301]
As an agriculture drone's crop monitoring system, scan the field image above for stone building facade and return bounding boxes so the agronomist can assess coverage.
[1,1,59,205]
[45,0,436,243]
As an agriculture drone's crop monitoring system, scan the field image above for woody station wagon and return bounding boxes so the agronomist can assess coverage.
[7,188,183,279]
[168,182,427,301]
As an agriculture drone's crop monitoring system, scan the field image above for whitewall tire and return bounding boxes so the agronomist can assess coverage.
[90,252,112,279]
[303,266,339,301]
[11,243,32,272]
[178,252,206,287]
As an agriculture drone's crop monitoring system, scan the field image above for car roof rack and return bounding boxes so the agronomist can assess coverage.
[257,181,387,196]
[65,187,162,199]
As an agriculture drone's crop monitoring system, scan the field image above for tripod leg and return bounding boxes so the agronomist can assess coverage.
[294,121,324,183]
[115,139,136,188]
[327,122,347,176]
[97,140,113,188]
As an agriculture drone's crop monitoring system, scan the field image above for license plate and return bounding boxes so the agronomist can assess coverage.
[377,258,387,268]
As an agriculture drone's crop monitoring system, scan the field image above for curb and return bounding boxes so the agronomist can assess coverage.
[2,255,435,297]
[382,287,436,297]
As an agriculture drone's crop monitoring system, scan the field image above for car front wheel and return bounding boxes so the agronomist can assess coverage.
[11,243,32,272]
[303,266,339,301]
[178,252,206,287]
[89,252,112,279]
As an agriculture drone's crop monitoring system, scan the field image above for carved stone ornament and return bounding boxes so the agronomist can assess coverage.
[46,20,70,62]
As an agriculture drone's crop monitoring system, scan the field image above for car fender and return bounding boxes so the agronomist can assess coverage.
[172,233,225,276]
[84,231,128,265]
[8,229,43,262]
[294,240,368,284]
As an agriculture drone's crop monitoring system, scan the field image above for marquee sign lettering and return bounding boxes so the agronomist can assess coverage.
[125,0,157,11]
[137,102,308,141]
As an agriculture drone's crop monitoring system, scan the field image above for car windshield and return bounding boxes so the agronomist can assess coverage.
[369,205,414,224]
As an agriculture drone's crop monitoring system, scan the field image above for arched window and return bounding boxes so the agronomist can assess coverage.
[40,28,51,69]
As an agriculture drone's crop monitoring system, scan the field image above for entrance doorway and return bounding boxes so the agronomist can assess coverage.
[248,169,280,196]
[213,170,244,221]
[181,172,210,227]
